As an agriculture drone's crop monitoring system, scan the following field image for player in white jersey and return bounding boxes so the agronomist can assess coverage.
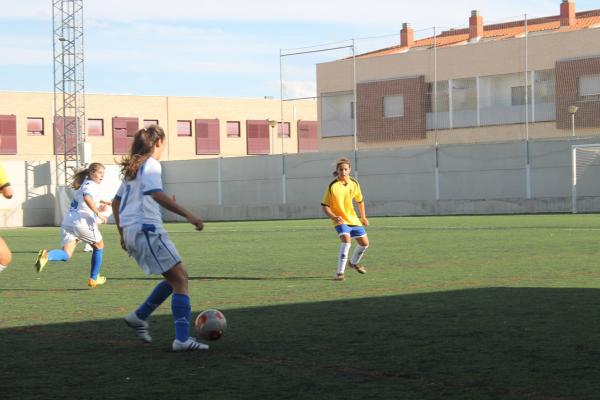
[114,125,209,352]
[34,163,112,288]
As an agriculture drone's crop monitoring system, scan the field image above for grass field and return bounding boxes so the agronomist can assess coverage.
[1,214,599,399]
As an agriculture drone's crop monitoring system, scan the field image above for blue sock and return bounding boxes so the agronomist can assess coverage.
[135,281,173,320]
[171,293,191,342]
[48,249,69,262]
[89,248,104,280]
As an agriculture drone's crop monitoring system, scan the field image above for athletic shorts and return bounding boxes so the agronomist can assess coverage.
[123,224,182,276]
[335,224,367,238]
[61,216,103,245]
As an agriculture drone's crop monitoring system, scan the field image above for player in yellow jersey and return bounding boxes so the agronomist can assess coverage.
[321,157,369,281]
[0,157,14,273]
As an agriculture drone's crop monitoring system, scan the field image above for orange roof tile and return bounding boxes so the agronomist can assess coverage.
[356,9,600,59]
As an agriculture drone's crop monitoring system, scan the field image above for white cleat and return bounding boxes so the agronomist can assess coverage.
[172,337,209,352]
[124,311,152,343]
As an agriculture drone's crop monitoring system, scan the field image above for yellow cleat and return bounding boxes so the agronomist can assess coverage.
[87,276,107,288]
[35,250,49,273]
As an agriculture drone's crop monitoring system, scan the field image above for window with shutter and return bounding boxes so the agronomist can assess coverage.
[195,119,220,155]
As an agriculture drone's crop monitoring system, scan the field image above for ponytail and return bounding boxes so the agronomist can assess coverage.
[119,125,165,181]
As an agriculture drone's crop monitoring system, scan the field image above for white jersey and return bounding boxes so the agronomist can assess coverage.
[62,179,103,227]
[115,157,164,228]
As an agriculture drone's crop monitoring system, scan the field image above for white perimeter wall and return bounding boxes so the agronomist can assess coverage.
[1,137,600,227]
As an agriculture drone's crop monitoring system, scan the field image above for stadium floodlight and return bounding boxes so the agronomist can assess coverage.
[568,105,579,137]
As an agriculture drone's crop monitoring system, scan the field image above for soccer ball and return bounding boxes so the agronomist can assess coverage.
[195,309,227,341]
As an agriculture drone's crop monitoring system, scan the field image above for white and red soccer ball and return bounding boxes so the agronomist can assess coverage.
[195,309,227,341]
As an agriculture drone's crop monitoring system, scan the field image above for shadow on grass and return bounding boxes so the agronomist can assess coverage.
[1,287,599,400]
[109,275,329,282]
[0,288,89,292]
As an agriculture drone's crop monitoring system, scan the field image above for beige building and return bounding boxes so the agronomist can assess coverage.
[0,92,317,165]
[317,0,600,150]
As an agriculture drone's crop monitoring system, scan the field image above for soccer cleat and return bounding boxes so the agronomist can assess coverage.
[334,273,345,281]
[124,311,152,343]
[350,263,367,274]
[35,249,49,273]
[87,276,107,288]
[172,337,210,352]
[83,243,93,252]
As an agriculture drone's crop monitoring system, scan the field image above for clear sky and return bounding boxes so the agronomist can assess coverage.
[0,0,597,99]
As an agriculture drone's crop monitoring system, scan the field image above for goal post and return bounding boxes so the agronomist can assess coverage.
[571,144,600,213]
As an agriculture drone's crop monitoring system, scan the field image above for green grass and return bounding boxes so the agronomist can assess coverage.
[1,214,599,399]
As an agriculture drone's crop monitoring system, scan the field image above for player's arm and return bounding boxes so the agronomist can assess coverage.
[111,197,127,251]
[322,204,343,225]
[0,184,13,199]
[100,199,112,205]
[151,191,204,231]
[83,194,107,223]
[357,201,369,227]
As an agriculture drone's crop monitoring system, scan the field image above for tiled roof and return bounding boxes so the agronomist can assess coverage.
[357,9,600,59]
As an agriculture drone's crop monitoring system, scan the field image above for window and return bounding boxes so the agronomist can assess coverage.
[177,120,192,136]
[144,119,159,128]
[227,121,240,138]
[350,101,355,120]
[383,95,404,118]
[87,119,104,136]
[578,75,600,100]
[277,122,290,138]
[54,116,79,155]
[27,117,44,136]
[297,121,318,153]
[246,120,270,154]
[0,115,17,154]
[321,91,354,137]
[511,85,532,106]
[112,117,138,154]
[195,119,220,154]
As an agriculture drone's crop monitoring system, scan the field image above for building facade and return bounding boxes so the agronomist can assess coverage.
[0,92,317,165]
[317,0,600,150]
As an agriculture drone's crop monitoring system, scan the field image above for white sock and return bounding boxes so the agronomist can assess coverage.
[0,264,6,273]
[350,245,369,265]
[337,242,351,275]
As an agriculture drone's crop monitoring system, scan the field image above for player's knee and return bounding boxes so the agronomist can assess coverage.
[0,250,13,266]
[94,241,105,250]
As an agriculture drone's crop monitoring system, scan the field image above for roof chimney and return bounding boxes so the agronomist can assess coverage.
[469,10,483,42]
[560,0,576,27]
[401,23,414,48]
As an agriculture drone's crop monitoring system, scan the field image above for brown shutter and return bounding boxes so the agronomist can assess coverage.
[246,120,270,155]
[53,116,78,155]
[0,115,17,154]
[113,117,138,154]
[297,121,318,153]
[195,119,220,155]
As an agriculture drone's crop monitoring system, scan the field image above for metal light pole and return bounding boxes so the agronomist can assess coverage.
[268,119,277,154]
[568,105,579,137]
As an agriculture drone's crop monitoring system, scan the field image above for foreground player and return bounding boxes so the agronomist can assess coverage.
[321,157,370,281]
[0,158,14,273]
[35,163,111,287]
[113,125,208,352]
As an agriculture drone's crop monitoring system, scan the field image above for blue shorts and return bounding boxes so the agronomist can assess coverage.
[335,224,367,238]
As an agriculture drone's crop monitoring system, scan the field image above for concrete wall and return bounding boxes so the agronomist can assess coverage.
[160,136,600,222]
[2,136,600,227]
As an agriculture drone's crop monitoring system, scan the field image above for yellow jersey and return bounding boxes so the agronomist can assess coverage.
[321,177,364,226]
[0,163,9,189]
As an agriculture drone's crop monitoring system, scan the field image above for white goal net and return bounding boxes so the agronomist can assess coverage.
[571,144,600,213]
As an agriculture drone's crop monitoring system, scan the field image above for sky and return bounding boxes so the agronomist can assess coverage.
[0,0,598,99]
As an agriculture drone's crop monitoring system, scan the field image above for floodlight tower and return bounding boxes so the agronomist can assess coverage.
[52,0,86,185]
